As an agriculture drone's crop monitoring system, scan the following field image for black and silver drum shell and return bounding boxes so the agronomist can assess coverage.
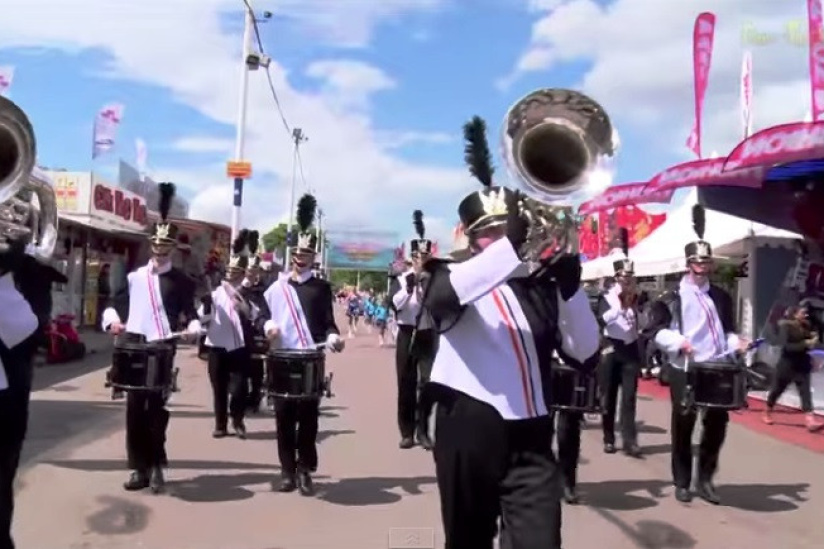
[265,348,326,400]
[689,360,747,411]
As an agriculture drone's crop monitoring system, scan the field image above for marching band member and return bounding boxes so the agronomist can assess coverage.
[650,205,749,505]
[240,231,269,414]
[392,210,436,450]
[421,117,600,548]
[200,230,258,439]
[262,193,344,496]
[0,242,41,549]
[102,183,200,493]
[597,228,641,457]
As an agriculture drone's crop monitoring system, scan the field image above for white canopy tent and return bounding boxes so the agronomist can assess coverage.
[581,189,801,280]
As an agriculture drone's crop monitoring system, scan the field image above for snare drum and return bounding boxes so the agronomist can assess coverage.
[266,348,326,400]
[688,360,747,410]
[548,362,600,413]
[107,339,175,392]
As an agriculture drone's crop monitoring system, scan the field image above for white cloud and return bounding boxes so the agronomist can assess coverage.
[171,137,235,154]
[1,0,467,238]
[501,0,811,171]
[377,130,456,149]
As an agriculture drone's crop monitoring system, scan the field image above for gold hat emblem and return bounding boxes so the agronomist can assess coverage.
[479,188,508,216]
[297,232,314,249]
[156,223,170,239]
[696,241,711,256]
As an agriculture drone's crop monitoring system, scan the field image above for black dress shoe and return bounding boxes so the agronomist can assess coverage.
[603,443,617,454]
[123,470,149,491]
[674,487,692,503]
[232,419,247,439]
[696,481,721,505]
[416,430,433,451]
[399,436,414,449]
[623,443,642,458]
[212,428,228,438]
[149,467,165,494]
[278,474,297,493]
[297,471,315,496]
[563,485,579,505]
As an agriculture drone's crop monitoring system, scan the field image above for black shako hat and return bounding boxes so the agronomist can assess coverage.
[685,204,712,262]
[246,230,262,270]
[290,193,318,254]
[149,182,179,245]
[227,229,252,274]
[410,209,433,255]
[459,115,514,233]
[612,227,634,275]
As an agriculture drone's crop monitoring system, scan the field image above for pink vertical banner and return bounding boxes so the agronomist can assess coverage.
[685,12,716,158]
[92,103,124,159]
[808,0,824,121]
[740,50,753,138]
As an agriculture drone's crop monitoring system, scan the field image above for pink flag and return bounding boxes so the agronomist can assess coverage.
[808,0,824,121]
[0,66,14,97]
[740,51,753,138]
[685,12,716,158]
[92,103,124,159]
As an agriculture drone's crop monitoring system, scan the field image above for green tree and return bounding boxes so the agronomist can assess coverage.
[261,223,328,256]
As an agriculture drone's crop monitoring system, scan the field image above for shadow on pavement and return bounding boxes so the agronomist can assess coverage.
[32,347,113,392]
[636,421,667,435]
[85,495,152,536]
[245,428,354,443]
[166,471,297,503]
[579,479,670,511]
[592,507,696,548]
[717,482,809,512]
[47,458,277,472]
[315,475,437,506]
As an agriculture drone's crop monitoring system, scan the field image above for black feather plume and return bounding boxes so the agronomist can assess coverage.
[247,230,259,255]
[692,204,706,240]
[157,182,176,222]
[413,210,425,238]
[232,229,249,255]
[296,193,317,232]
[463,116,495,187]
[618,227,629,257]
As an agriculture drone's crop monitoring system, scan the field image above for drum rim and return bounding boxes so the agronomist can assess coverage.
[114,343,175,351]
[689,360,744,370]
[269,349,325,358]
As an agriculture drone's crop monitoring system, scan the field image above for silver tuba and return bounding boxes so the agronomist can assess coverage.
[0,96,58,260]
[501,88,618,264]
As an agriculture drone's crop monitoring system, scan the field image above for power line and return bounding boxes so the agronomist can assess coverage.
[242,0,291,136]
[295,146,310,191]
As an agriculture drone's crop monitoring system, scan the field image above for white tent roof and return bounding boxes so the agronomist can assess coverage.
[581,189,800,280]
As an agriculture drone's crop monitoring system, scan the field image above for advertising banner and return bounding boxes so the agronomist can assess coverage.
[326,229,400,271]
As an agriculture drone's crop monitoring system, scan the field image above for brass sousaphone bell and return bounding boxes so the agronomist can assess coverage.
[501,89,619,264]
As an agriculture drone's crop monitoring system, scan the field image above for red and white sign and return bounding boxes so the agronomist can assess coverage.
[647,158,764,192]
[722,121,824,172]
[578,182,673,216]
[91,182,148,230]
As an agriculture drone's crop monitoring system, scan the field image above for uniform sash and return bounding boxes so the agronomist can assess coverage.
[264,273,314,350]
[204,283,245,351]
[125,263,172,342]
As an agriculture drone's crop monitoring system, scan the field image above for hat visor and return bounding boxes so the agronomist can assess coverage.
[149,235,177,245]
[465,214,508,235]
[291,247,317,255]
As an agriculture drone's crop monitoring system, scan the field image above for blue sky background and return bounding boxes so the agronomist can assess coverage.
[0,0,810,246]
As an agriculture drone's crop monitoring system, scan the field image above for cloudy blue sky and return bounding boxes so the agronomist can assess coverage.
[0,0,813,247]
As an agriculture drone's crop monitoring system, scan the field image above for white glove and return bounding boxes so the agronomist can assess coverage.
[326,333,344,352]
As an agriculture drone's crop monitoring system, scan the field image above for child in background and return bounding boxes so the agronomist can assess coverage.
[373,298,389,346]
[346,292,361,338]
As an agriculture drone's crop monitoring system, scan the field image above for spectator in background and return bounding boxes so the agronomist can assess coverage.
[96,264,111,332]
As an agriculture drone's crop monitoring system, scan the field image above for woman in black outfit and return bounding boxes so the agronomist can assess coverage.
[762,303,823,432]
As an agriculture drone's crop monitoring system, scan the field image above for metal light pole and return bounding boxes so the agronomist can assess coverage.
[230,8,254,243]
[316,206,324,270]
[284,127,307,266]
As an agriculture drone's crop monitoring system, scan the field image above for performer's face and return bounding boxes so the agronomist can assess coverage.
[226,268,244,284]
[246,267,261,284]
[688,259,713,280]
[151,242,174,264]
[292,251,315,272]
[616,273,635,288]
[469,224,506,253]
[412,252,429,271]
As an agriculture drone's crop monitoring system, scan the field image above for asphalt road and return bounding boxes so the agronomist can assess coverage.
[10,317,824,549]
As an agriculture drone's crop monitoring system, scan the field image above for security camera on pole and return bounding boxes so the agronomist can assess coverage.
[228,5,272,243]
[285,127,307,266]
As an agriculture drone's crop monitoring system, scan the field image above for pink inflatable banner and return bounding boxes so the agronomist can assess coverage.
[647,158,764,191]
[808,0,824,121]
[578,183,674,216]
[722,121,824,172]
[685,12,716,158]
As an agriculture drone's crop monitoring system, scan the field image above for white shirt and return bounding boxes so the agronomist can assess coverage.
[429,238,601,420]
[199,282,251,352]
[654,276,740,370]
[392,269,433,329]
[601,283,638,344]
[0,273,39,391]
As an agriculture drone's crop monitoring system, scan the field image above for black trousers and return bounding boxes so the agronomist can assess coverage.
[767,354,814,412]
[248,354,265,407]
[601,339,640,446]
[0,341,35,549]
[555,411,582,489]
[433,388,562,549]
[126,391,170,470]
[207,346,249,429]
[274,398,320,475]
[395,326,436,438]
[669,368,728,489]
